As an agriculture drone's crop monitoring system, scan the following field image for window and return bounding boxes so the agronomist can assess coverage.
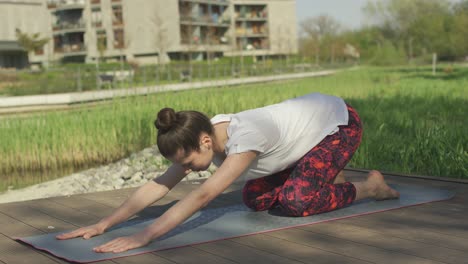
[112,6,123,26]
[34,48,44,55]
[113,29,124,48]
[96,30,107,51]
[91,8,102,27]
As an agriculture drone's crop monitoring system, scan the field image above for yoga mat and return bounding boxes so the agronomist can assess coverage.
[16,184,454,263]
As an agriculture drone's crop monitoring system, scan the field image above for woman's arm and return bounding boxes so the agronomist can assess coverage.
[93,151,257,253]
[56,163,188,240]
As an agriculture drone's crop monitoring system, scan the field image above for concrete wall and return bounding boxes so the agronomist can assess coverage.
[226,0,297,57]
[267,0,297,54]
[0,0,52,66]
[1,0,297,66]
[123,0,180,63]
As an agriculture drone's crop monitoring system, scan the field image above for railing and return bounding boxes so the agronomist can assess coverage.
[180,15,230,26]
[54,43,86,53]
[53,20,86,31]
[235,27,268,36]
[48,0,85,8]
[235,9,268,20]
[179,0,229,6]
[181,35,229,45]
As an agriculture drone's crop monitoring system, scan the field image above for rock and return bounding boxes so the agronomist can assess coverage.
[129,172,143,184]
[0,146,214,203]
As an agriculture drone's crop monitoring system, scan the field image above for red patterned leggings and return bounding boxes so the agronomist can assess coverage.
[242,104,362,217]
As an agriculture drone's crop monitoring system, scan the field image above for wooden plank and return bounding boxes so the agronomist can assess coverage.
[0,212,68,264]
[112,252,176,264]
[338,213,468,252]
[0,202,114,264]
[266,228,444,264]
[299,221,468,264]
[27,199,101,228]
[0,234,62,264]
[78,188,136,208]
[0,211,39,237]
[194,239,305,264]
[0,202,77,233]
[231,233,371,264]
[48,195,116,219]
[155,246,238,264]
[337,202,468,239]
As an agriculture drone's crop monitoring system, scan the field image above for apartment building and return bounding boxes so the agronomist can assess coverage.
[0,0,51,68]
[2,0,297,67]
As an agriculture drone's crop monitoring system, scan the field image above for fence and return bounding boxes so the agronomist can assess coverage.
[0,61,354,97]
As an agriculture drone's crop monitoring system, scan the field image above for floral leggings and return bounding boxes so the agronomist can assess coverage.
[242,104,362,217]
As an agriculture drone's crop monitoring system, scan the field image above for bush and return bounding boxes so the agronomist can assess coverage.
[368,40,407,66]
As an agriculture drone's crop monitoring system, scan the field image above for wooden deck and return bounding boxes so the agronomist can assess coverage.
[0,169,467,264]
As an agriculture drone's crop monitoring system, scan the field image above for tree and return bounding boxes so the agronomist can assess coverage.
[300,15,341,65]
[363,0,452,62]
[179,1,197,70]
[152,3,169,65]
[452,0,468,58]
[15,29,49,59]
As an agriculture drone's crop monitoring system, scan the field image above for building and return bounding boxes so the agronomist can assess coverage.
[0,0,51,68]
[1,0,297,67]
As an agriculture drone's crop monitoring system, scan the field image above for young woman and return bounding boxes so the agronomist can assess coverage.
[57,92,399,253]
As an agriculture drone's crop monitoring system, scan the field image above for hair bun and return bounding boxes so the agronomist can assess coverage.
[155,108,177,132]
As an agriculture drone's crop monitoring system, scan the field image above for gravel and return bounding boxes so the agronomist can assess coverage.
[0,146,215,204]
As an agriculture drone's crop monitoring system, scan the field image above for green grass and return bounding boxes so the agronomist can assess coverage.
[0,65,466,192]
[1,58,338,96]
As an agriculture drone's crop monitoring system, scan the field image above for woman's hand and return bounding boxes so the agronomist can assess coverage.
[56,223,106,240]
[93,232,152,253]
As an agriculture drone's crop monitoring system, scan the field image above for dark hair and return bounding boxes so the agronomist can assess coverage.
[154,108,214,158]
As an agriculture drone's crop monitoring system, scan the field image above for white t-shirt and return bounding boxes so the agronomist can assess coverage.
[211,92,349,181]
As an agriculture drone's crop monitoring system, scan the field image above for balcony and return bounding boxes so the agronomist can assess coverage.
[54,43,86,55]
[181,34,229,46]
[235,12,268,22]
[179,0,229,6]
[53,20,86,33]
[51,0,85,12]
[237,40,269,52]
[235,26,268,37]
[234,5,268,21]
[180,15,230,27]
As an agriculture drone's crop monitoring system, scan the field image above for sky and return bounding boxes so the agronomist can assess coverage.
[295,0,463,33]
[295,0,372,31]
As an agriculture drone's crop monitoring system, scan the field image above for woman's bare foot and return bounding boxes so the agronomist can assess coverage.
[366,170,400,200]
[333,170,346,184]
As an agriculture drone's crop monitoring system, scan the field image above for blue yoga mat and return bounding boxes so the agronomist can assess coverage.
[16,184,454,263]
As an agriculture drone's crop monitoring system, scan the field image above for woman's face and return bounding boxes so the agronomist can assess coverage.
[171,145,213,173]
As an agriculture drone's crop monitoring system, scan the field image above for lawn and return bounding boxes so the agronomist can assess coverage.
[0,65,466,192]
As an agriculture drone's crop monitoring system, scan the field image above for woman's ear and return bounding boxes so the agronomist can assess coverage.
[200,134,212,150]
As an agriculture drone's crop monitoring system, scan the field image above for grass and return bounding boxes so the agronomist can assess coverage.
[0,57,340,96]
[0,65,466,192]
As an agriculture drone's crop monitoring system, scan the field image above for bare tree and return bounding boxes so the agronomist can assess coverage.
[300,15,341,65]
[151,4,168,65]
[179,1,196,73]
[15,29,50,67]
[278,26,294,66]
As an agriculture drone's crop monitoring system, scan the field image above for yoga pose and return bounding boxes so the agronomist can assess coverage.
[57,92,399,253]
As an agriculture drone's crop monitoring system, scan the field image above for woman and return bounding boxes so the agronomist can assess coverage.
[57,92,399,253]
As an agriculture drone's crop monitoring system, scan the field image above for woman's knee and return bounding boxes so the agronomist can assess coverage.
[242,193,275,211]
[277,193,310,217]
[242,190,260,211]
